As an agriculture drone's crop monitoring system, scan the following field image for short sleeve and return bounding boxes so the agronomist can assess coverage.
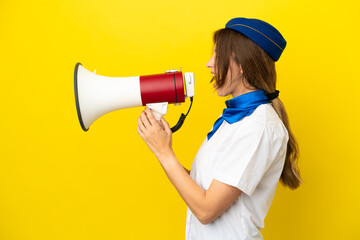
[213,122,286,196]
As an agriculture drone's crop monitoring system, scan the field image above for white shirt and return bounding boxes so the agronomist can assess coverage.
[185,103,289,240]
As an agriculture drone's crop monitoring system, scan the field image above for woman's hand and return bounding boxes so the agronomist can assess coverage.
[137,108,173,159]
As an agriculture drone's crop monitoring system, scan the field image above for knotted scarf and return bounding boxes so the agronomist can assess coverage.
[207,90,271,140]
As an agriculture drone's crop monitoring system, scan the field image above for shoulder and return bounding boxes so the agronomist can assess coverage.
[228,104,288,144]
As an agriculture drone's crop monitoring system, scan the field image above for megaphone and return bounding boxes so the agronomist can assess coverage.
[74,63,195,132]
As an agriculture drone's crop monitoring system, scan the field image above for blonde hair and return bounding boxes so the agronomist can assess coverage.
[212,28,302,189]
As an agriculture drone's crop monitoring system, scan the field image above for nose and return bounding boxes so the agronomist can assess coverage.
[206,54,215,69]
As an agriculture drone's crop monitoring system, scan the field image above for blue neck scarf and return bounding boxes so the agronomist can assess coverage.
[207,90,270,140]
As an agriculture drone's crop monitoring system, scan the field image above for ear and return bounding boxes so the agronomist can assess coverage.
[230,53,243,75]
[239,64,243,75]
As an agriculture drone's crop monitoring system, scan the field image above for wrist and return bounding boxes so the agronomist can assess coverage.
[156,147,175,165]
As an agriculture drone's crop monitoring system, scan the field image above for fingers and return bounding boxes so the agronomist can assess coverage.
[138,108,165,137]
[138,116,145,131]
[158,120,165,130]
[144,108,156,125]
[137,126,145,139]
[161,117,172,135]
[140,110,151,128]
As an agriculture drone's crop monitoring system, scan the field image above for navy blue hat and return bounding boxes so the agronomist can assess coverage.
[225,17,286,61]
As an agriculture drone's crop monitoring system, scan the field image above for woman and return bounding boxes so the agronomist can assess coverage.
[137,17,302,240]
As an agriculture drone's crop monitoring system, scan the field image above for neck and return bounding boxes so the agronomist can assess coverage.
[230,77,257,98]
[231,87,257,98]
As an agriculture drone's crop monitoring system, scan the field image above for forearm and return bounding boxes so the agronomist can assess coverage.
[157,151,208,222]
[137,110,241,225]
[183,166,190,175]
[137,110,208,222]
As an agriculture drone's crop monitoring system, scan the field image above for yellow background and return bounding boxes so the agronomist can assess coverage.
[1,0,359,239]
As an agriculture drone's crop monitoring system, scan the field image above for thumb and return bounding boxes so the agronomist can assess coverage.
[161,117,172,134]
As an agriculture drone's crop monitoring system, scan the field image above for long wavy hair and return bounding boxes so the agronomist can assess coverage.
[211,28,302,189]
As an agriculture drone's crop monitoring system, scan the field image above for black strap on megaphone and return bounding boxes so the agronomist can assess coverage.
[171,97,194,133]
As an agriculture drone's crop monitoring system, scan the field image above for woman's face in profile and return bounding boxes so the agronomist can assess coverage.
[206,47,244,97]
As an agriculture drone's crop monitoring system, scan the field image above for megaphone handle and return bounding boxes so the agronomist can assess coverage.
[146,102,168,121]
[146,97,193,133]
[151,111,164,121]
